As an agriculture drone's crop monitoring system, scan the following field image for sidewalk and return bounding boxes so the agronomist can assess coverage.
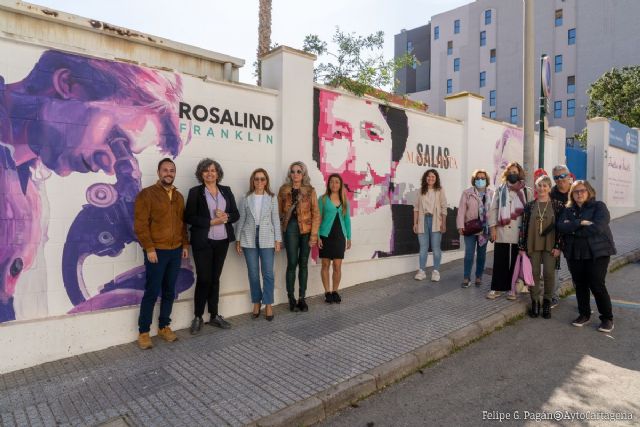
[1,212,639,427]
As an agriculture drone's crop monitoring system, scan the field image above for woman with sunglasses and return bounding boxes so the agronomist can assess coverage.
[558,180,616,332]
[236,169,281,321]
[278,161,320,312]
[318,174,351,304]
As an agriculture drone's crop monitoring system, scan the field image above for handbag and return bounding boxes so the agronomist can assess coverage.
[463,218,483,236]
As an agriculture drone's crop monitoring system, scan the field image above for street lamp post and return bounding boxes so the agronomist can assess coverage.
[523,0,535,187]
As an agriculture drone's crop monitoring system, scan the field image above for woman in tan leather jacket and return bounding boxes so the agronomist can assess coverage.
[278,161,320,312]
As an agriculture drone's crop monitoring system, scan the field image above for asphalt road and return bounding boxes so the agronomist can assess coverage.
[320,262,640,427]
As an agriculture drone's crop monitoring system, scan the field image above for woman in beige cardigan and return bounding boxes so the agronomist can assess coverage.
[413,169,447,282]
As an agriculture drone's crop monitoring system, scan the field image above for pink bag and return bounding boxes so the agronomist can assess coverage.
[511,251,534,293]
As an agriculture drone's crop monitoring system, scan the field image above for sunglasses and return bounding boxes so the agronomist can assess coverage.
[553,173,569,180]
[290,169,303,175]
[253,177,267,182]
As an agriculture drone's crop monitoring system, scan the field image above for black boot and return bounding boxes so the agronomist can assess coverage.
[325,292,333,304]
[529,299,540,318]
[297,298,308,312]
[288,296,298,312]
[542,299,551,319]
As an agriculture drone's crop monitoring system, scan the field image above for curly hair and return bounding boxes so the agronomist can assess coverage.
[194,158,223,184]
[420,169,441,194]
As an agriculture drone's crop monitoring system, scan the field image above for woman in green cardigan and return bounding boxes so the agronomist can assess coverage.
[318,174,352,303]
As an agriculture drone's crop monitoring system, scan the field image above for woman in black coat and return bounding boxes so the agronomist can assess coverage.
[557,180,616,332]
[184,158,239,334]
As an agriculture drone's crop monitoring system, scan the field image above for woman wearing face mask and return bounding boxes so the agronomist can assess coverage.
[457,169,494,288]
[487,162,533,300]
[518,175,564,318]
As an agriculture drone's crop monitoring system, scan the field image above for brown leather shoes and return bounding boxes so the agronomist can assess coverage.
[138,332,153,350]
[158,326,178,342]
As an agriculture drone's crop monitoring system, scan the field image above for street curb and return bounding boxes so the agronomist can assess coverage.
[251,248,640,427]
[255,396,325,427]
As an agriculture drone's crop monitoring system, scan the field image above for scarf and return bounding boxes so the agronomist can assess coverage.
[497,181,527,226]
[475,188,490,246]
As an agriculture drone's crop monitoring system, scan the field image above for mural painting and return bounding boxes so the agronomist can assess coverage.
[0,50,194,322]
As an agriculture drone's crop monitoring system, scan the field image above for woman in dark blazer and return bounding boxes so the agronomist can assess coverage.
[185,158,239,334]
[557,180,616,332]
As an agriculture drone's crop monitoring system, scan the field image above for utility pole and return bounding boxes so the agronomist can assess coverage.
[523,0,535,187]
[539,54,550,170]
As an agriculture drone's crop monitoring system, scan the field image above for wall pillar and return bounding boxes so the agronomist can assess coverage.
[260,46,316,183]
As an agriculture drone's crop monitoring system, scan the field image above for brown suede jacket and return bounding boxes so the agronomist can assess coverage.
[134,182,189,252]
[278,184,320,244]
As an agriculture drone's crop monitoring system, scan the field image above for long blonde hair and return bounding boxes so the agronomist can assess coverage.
[285,161,311,186]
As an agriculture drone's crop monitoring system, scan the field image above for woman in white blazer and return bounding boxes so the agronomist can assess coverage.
[235,168,282,321]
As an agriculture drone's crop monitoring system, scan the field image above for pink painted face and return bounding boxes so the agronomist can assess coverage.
[317,90,393,214]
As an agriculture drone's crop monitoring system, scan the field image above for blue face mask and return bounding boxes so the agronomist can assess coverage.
[475,179,487,188]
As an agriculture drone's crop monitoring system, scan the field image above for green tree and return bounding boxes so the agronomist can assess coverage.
[302,27,416,98]
[586,66,640,127]
[574,66,640,148]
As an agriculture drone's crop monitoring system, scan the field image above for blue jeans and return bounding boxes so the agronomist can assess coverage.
[243,230,275,305]
[418,215,442,271]
[138,248,182,333]
[463,234,487,280]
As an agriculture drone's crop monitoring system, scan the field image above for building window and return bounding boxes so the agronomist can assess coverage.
[489,111,496,119]
[454,58,460,72]
[454,19,461,34]
[567,75,575,94]
[555,55,563,72]
[407,40,413,53]
[510,107,518,124]
[447,79,453,94]
[490,49,496,63]
[566,137,575,146]
[554,101,562,118]
[447,41,453,55]
[555,9,563,27]
[480,31,486,46]
[434,26,440,40]
[489,90,496,107]
[485,10,492,25]
[568,28,576,45]
[479,71,486,88]
[567,99,575,117]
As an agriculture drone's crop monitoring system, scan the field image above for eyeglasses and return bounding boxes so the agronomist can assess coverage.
[553,173,569,180]
[573,189,587,195]
[290,170,303,175]
[253,177,267,182]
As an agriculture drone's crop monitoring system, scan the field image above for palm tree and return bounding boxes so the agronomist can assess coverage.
[257,0,272,85]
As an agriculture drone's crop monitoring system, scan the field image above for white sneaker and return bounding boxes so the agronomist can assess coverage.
[431,270,440,282]
[414,269,427,280]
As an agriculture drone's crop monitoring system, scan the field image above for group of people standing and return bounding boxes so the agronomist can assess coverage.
[133,159,351,349]
[133,158,616,350]
[449,163,615,333]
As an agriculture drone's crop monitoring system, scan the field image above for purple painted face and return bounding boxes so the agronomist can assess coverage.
[36,80,183,176]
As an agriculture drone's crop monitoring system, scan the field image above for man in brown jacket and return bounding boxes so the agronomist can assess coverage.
[134,158,189,349]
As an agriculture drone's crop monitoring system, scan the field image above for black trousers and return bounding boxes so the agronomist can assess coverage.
[567,256,613,321]
[192,239,229,317]
[491,243,519,292]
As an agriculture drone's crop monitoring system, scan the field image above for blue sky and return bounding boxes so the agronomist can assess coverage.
[28,0,470,84]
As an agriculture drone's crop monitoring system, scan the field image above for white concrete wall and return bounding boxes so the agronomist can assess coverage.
[587,117,640,219]
[0,34,563,372]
